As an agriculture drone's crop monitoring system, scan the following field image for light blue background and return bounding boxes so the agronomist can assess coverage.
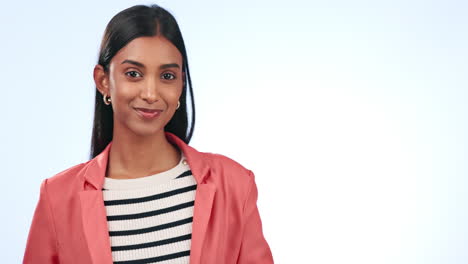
[1,0,467,263]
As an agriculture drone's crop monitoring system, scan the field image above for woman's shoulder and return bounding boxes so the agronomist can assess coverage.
[204,152,250,172]
[197,151,255,187]
[41,160,92,193]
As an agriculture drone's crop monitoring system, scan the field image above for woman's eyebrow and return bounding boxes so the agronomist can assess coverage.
[160,63,180,69]
[121,59,145,68]
[121,59,180,69]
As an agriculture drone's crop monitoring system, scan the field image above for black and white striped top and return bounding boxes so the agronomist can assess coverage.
[102,153,196,264]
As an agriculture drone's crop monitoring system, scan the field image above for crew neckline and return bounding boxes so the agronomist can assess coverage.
[103,152,189,191]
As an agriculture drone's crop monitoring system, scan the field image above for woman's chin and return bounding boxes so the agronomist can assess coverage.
[126,123,165,138]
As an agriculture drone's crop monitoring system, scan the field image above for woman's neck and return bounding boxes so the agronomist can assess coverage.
[106,129,181,179]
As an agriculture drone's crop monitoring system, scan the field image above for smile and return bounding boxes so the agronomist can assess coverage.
[134,108,162,120]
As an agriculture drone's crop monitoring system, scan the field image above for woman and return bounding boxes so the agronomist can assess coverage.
[23,4,273,264]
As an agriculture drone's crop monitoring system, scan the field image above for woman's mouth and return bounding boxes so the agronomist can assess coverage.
[134,108,162,120]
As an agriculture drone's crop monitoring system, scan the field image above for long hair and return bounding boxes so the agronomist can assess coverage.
[90,4,195,159]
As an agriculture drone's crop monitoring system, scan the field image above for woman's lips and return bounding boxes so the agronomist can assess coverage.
[134,108,162,119]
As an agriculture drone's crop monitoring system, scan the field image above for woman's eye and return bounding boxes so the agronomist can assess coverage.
[161,73,175,80]
[125,71,142,78]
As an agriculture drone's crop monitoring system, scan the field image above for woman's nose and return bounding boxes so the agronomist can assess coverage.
[140,79,159,103]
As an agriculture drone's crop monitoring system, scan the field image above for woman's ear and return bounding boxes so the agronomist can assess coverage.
[93,64,109,95]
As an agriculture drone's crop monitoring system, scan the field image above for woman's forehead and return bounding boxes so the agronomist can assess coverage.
[112,35,182,67]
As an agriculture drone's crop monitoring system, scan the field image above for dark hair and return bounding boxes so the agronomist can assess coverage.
[90,4,195,159]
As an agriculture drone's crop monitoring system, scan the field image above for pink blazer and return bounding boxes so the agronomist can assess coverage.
[23,132,274,264]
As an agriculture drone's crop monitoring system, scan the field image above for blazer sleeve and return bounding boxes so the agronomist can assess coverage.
[23,179,60,264]
[236,170,274,264]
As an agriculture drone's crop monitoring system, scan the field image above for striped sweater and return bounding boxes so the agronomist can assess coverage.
[102,153,196,264]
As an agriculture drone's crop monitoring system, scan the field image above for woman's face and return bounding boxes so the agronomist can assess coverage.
[95,35,184,137]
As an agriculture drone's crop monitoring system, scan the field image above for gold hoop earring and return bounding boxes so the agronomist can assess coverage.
[103,94,111,105]
[176,101,180,109]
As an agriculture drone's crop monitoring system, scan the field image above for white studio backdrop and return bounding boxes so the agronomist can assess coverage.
[1,0,467,263]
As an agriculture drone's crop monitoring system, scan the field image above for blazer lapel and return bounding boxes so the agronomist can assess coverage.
[188,182,216,264]
[78,132,216,264]
[166,133,217,264]
[79,142,114,263]
[79,190,114,263]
